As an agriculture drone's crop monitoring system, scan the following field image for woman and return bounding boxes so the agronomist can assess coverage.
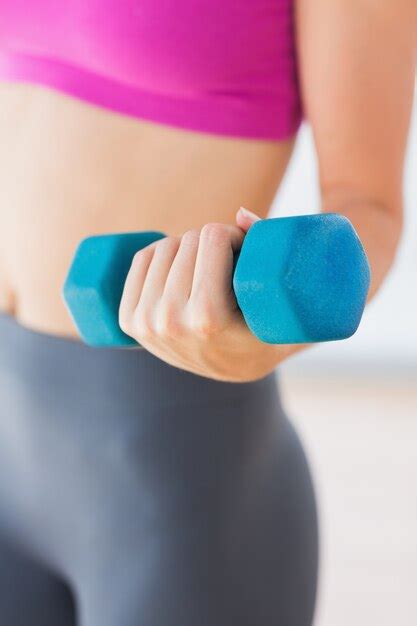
[0,1,415,625]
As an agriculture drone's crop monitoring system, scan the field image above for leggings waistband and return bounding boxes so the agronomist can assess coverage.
[0,311,282,416]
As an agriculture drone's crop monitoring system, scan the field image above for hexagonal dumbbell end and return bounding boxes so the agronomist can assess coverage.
[63,231,165,346]
[233,213,371,344]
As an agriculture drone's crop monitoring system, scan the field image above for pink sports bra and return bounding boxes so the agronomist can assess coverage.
[0,1,302,140]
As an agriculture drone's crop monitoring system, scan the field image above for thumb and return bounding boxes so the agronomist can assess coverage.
[236,206,261,233]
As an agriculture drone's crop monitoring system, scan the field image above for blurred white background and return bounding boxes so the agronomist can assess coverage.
[271,97,416,626]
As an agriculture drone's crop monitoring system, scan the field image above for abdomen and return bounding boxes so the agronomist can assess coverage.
[0,83,293,338]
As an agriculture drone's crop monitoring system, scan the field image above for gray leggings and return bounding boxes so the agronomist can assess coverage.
[0,311,318,626]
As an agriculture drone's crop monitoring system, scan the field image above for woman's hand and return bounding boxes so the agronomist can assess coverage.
[119,207,292,382]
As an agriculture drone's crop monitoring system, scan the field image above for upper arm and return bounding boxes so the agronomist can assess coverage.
[296,0,416,213]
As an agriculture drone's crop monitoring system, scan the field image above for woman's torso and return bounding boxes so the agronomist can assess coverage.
[0,86,293,338]
[0,0,299,339]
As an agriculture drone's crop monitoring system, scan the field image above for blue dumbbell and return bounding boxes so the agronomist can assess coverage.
[62,214,371,347]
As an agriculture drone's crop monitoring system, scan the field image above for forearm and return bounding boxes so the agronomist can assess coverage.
[254,0,416,377]
[296,0,416,301]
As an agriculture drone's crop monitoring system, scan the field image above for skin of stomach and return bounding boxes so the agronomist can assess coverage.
[0,83,294,340]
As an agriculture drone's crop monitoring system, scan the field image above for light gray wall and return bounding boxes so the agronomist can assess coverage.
[271,98,417,373]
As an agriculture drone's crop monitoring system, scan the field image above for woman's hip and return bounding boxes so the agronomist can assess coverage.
[0,310,318,624]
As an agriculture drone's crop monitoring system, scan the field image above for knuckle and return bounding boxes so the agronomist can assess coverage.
[190,289,214,313]
[155,303,182,337]
[132,247,152,267]
[181,229,200,247]
[192,317,219,337]
[133,308,155,340]
[189,306,221,337]
[118,309,131,334]
[200,222,228,243]
[155,236,180,254]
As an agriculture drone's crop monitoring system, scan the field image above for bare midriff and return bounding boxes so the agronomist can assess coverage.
[0,83,294,340]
